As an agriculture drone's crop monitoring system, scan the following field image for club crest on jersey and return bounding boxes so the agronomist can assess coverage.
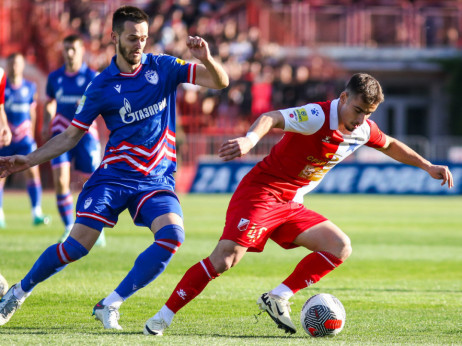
[237,218,250,231]
[145,70,159,85]
[20,87,29,98]
[76,76,86,87]
[84,197,93,209]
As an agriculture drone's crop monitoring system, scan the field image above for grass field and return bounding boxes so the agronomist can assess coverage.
[0,192,461,345]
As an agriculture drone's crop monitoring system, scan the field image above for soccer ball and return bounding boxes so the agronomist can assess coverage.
[300,293,346,337]
[0,273,8,298]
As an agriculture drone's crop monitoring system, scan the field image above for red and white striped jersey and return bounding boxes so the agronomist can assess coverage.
[249,99,387,202]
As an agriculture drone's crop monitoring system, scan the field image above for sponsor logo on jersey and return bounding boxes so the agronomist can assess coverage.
[20,86,29,98]
[56,88,82,105]
[84,197,92,209]
[294,108,308,122]
[145,70,159,85]
[175,58,186,65]
[118,97,167,124]
[322,136,331,143]
[75,95,86,114]
[238,218,250,231]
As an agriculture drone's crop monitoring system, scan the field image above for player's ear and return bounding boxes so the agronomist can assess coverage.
[339,91,348,105]
[111,31,118,45]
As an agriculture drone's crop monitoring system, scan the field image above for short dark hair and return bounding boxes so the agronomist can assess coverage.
[7,52,23,61]
[112,6,149,34]
[63,34,83,45]
[345,73,384,105]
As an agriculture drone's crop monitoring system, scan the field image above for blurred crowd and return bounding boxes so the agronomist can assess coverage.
[24,0,341,135]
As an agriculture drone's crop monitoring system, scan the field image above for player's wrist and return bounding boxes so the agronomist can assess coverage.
[246,131,260,147]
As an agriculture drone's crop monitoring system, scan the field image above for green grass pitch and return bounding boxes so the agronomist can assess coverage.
[0,192,461,344]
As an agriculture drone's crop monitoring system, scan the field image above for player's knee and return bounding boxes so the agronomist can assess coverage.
[155,224,185,249]
[335,235,352,261]
[61,237,89,262]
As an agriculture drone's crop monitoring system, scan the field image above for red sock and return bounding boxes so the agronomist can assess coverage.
[282,251,343,294]
[165,257,219,313]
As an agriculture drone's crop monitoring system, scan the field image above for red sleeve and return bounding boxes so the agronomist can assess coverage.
[366,119,387,148]
[0,68,6,105]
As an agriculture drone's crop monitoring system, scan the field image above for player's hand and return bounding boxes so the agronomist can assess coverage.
[218,137,254,161]
[427,164,453,188]
[0,125,12,148]
[186,36,211,62]
[0,155,31,178]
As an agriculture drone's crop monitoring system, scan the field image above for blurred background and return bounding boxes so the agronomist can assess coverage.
[1,0,461,193]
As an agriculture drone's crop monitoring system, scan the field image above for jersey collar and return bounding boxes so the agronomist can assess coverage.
[108,54,148,76]
[329,98,340,130]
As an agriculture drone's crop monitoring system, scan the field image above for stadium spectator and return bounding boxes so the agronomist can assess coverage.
[0,5,228,331]
[143,73,453,336]
[0,53,50,228]
[42,34,104,245]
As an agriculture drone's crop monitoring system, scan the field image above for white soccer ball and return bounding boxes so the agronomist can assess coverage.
[300,293,346,337]
[0,273,8,298]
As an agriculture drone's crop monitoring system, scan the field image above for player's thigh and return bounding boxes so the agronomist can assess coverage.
[293,220,351,260]
[130,191,184,234]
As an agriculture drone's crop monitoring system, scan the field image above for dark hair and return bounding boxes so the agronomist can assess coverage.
[345,73,384,105]
[7,52,23,61]
[63,34,83,45]
[112,6,149,34]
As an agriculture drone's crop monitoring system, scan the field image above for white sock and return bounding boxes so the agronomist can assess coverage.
[32,206,43,218]
[270,283,294,300]
[13,283,31,300]
[102,291,124,309]
[159,305,174,326]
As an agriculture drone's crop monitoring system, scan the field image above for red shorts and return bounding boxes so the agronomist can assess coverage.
[221,180,328,252]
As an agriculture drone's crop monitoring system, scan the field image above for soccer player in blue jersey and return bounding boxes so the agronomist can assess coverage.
[0,67,12,153]
[0,5,228,330]
[0,53,50,228]
[43,34,104,244]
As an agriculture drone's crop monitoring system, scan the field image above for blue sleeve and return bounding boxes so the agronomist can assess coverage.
[71,81,101,131]
[157,55,196,87]
[45,74,54,99]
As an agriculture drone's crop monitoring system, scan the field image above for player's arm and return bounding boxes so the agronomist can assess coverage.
[376,135,453,188]
[0,104,12,148]
[42,98,57,140]
[186,36,229,90]
[0,125,85,178]
[218,110,284,161]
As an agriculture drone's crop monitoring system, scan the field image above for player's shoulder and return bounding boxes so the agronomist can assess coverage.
[150,53,187,68]
[48,66,65,80]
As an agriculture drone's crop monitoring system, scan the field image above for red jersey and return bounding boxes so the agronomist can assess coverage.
[247,99,387,202]
[0,68,6,105]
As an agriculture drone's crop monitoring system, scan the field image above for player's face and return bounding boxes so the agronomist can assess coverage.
[115,21,148,66]
[7,55,25,78]
[63,41,84,69]
[338,92,378,132]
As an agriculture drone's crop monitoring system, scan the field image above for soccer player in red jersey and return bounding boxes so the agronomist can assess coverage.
[0,67,12,149]
[144,73,453,336]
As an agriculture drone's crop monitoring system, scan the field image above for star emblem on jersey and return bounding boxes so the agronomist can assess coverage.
[145,70,159,85]
[84,197,93,209]
[114,84,121,93]
[76,76,86,87]
[237,218,250,231]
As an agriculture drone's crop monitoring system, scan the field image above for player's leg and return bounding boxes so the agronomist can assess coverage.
[258,209,351,334]
[25,166,50,226]
[94,193,185,330]
[0,223,99,325]
[144,239,248,336]
[52,162,74,242]
[73,134,106,247]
